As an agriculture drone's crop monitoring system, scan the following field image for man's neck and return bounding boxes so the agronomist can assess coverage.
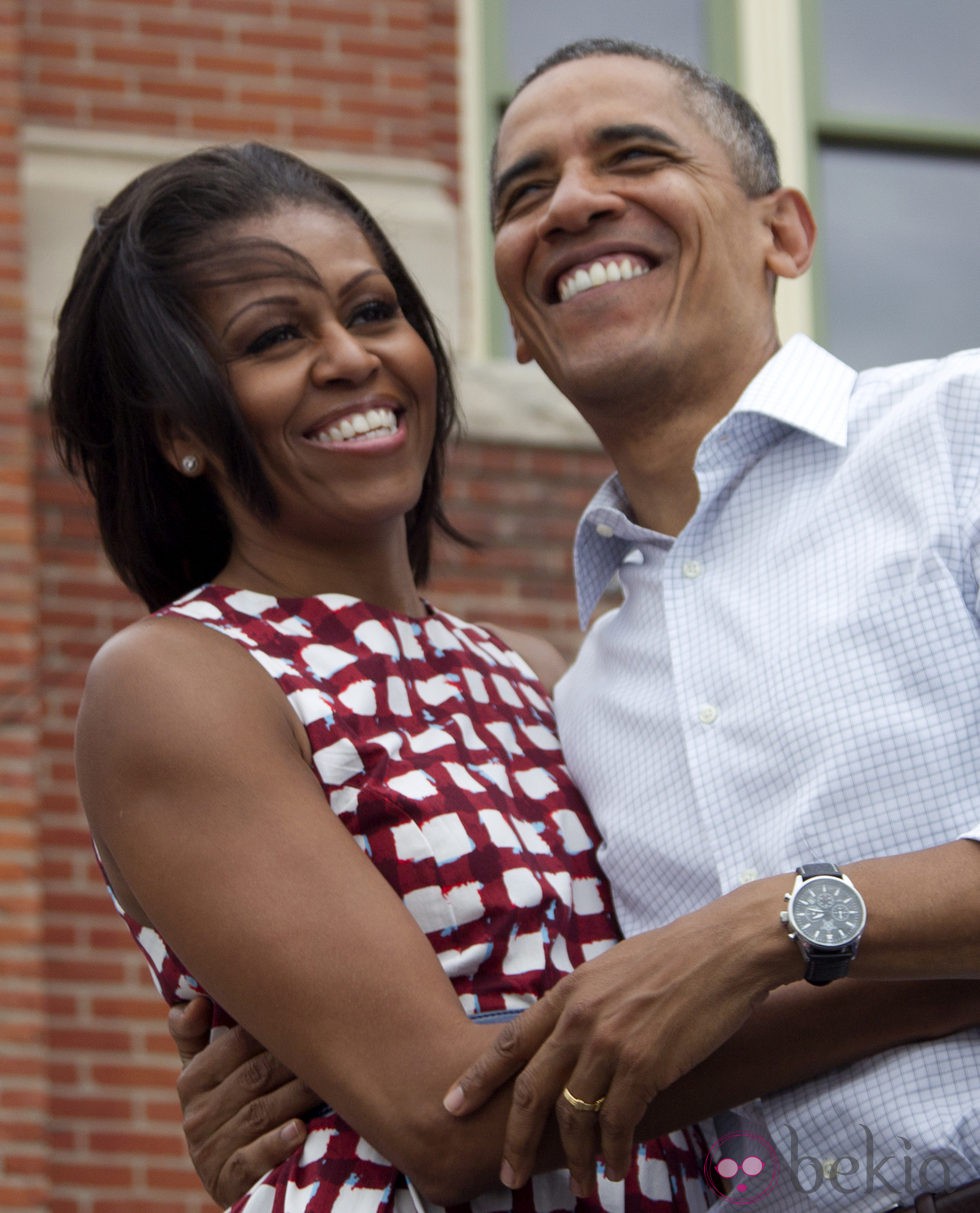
[588,341,780,537]
[609,419,703,537]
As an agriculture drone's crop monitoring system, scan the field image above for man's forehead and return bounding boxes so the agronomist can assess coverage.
[495,56,692,167]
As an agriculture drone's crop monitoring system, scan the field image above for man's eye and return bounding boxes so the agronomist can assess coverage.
[246,324,300,355]
[614,146,669,166]
[496,180,544,223]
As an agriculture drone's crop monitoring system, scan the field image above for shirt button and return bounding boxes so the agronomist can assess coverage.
[738,868,759,884]
[682,559,702,579]
[697,704,718,725]
[595,523,614,538]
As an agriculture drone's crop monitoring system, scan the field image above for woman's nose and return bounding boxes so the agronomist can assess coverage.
[310,326,381,385]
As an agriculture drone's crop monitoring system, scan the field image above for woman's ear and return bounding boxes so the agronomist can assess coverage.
[157,418,206,477]
[508,310,533,366]
[763,187,817,281]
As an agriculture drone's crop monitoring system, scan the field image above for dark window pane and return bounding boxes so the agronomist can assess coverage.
[820,0,980,126]
[820,146,980,369]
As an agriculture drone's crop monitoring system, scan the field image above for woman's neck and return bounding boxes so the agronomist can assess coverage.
[217,533,428,618]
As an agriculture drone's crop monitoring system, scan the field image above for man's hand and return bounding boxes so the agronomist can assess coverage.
[443,885,791,1197]
[168,998,320,1207]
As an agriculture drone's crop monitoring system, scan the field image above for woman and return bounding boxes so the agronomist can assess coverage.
[49,142,710,1211]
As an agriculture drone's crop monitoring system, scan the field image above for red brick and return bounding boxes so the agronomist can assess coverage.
[192,51,277,76]
[89,1130,184,1157]
[93,45,179,70]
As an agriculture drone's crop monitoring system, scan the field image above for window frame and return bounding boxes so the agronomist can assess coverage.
[799,1,980,358]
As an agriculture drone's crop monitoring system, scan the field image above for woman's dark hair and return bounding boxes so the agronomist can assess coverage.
[49,142,466,611]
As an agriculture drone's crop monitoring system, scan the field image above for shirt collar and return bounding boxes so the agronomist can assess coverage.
[572,337,857,625]
[728,333,854,447]
[572,476,660,628]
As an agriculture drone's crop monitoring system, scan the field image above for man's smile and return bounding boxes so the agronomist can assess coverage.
[555,254,653,303]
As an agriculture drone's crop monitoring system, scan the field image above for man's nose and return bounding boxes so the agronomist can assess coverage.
[537,166,626,238]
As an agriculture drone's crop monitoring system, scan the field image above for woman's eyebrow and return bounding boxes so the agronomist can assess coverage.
[336,267,388,302]
[220,293,299,338]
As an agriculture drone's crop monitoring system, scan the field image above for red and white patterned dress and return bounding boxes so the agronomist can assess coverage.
[109,584,710,1212]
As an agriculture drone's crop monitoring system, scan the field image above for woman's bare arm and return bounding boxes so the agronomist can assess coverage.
[78,614,565,1206]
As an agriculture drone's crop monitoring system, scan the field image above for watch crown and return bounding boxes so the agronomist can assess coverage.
[779,910,789,924]
[783,893,791,902]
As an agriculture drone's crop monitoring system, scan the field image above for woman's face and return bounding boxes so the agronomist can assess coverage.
[196,204,439,563]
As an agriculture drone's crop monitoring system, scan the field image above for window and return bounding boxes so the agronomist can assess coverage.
[806,0,980,368]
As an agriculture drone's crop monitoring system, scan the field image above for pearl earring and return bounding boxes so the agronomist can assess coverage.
[181,455,199,474]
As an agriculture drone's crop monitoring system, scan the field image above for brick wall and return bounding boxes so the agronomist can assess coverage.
[8,4,614,1209]
[22,0,458,174]
[1,3,49,1208]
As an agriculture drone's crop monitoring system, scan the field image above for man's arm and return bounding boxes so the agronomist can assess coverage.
[443,841,980,1196]
[170,972,980,1205]
[168,999,316,1207]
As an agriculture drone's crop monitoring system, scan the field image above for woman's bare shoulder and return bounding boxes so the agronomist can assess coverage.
[79,609,306,789]
[84,611,252,711]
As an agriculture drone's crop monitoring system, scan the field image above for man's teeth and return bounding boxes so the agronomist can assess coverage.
[558,258,650,302]
[318,407,398,444]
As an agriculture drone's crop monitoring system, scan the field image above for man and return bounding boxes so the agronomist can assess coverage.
[169,41,980,1211]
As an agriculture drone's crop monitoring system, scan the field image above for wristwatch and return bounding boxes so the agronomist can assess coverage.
[780,863,867,986]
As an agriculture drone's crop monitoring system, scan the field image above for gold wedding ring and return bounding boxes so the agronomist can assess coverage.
[561,1086,606,1114]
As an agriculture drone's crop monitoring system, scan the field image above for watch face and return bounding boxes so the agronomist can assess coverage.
[790,876,867,947]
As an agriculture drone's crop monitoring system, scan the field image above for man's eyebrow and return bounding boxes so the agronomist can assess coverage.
[594,122,683,150]
[491,124,684,212]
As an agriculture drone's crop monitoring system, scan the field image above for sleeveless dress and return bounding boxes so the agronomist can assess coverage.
[107,584,711,1213]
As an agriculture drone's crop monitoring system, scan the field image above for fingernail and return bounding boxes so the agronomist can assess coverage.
[500,1161,518,1189]
[280,1121,303,1146]
[442,1085,465,1115]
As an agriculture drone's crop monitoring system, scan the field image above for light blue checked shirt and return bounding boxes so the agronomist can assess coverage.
[555,335,980,1211]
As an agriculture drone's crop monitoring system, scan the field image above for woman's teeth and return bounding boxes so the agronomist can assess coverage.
[558,258,650,302]
[318,407,398,444]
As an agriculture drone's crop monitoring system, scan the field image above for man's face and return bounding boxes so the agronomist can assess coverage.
[491,56,781,418]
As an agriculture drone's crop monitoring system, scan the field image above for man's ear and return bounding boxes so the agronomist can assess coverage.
[763,187,817,281]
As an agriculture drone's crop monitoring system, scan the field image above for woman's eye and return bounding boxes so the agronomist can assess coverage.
[350,298,399,326]
[245,323,301,355]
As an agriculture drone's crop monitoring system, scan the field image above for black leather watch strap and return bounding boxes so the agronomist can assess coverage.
[803,950,853,986]
[797,862,842,879]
